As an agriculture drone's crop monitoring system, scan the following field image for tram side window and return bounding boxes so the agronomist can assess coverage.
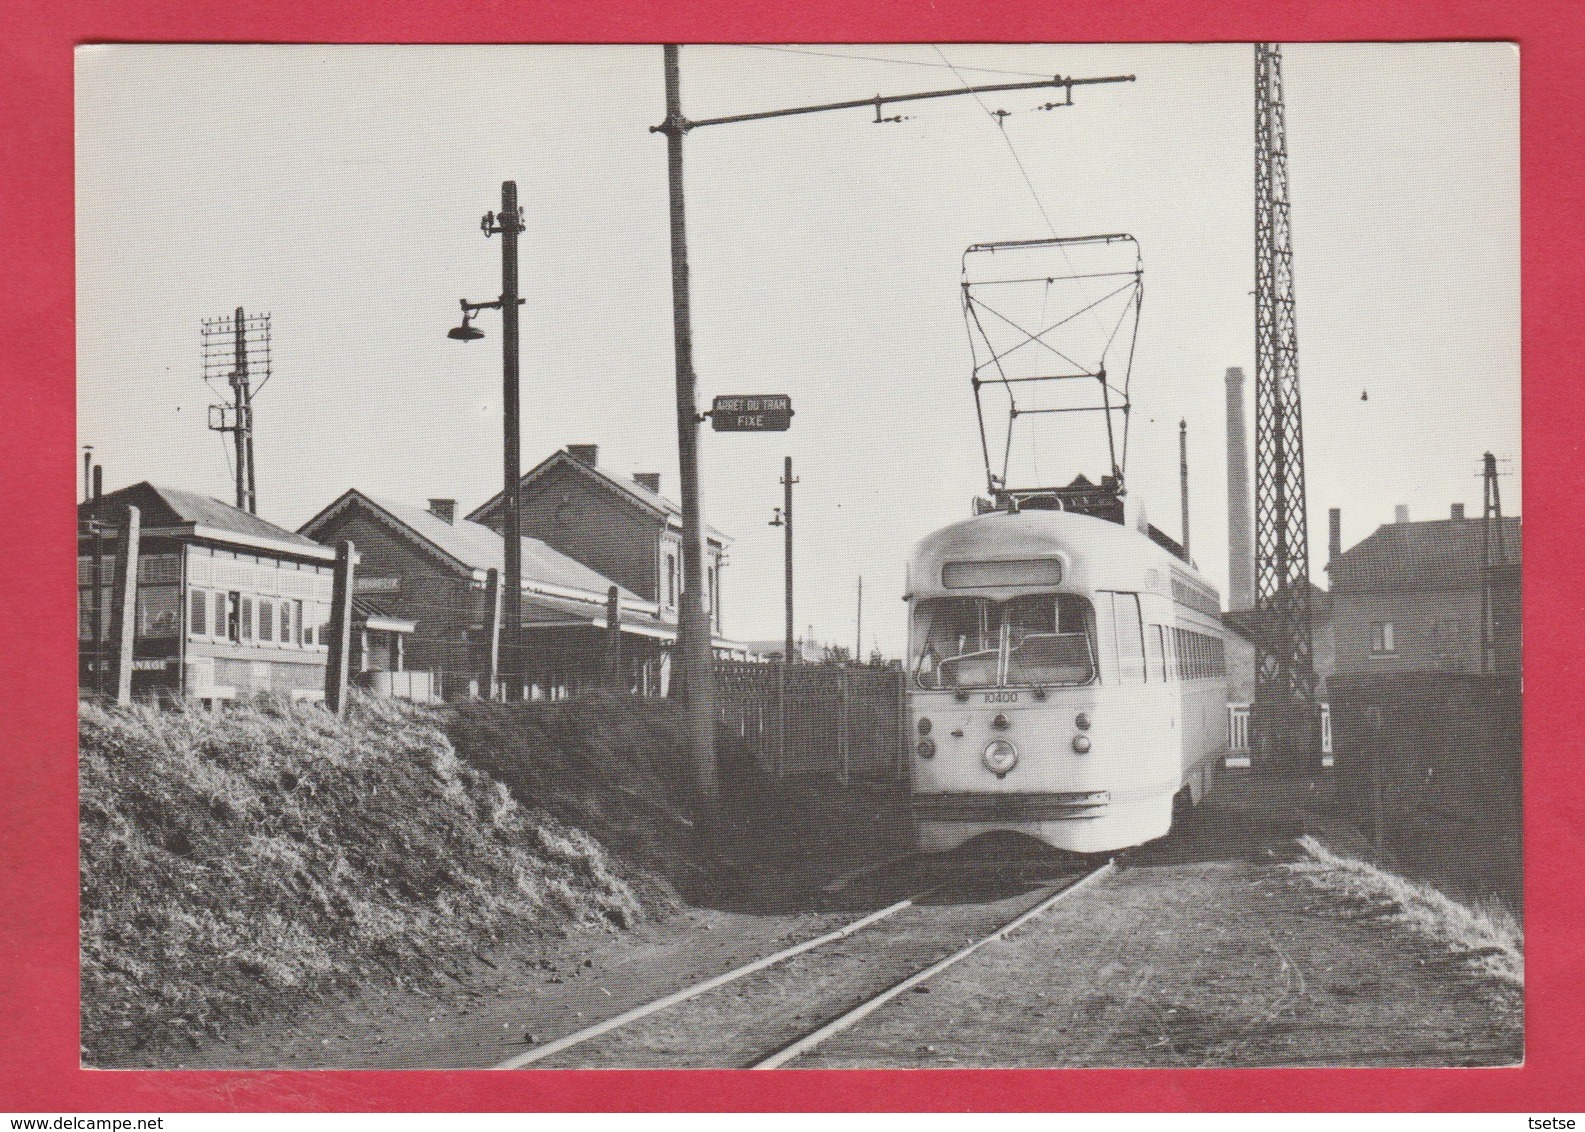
[1108,593,1146,685]
[1150,625,1169,682]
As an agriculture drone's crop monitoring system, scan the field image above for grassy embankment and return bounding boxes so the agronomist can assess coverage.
[79,693,694,1064]
[1289,834,1524,987]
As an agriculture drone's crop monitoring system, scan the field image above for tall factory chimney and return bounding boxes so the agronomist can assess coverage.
[1225,366,1254,610]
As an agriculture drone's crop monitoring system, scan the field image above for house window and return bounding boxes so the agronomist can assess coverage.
[239,596,254,642]
[190,589,208,637]
[1371,621,1395,654]
[259,599,275,642]
[137,587,181,639]
[293,599,305,646]
[281,601,294,647]
[665,552,677,608]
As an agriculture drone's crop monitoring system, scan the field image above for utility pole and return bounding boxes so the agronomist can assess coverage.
[1251,43,1319,774]
[448,182,528,701]
[1480,450,1506,675]
[1179,418,1191,559]
[203,308,271,514]
[652,44,1133,811]
[769,456,798,663]
[856,576,863,663]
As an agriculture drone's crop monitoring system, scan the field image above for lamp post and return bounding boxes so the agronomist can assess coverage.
[448,181,527,701]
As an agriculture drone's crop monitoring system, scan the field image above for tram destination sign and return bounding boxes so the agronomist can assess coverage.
[710,394,793,433]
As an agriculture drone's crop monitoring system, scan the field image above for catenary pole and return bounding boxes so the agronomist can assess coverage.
[653,46,1133,810]
[659,46,720,807]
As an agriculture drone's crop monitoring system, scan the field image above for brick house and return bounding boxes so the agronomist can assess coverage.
[467,444,731,639]
[299,488,675,699]
[1328,506,1521,677]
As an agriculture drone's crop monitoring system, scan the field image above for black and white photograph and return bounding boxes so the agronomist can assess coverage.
[74,42,1521,1071]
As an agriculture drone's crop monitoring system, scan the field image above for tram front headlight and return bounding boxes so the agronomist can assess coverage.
[983,739,1018,777]
[916,738,936,759]
[1072,735,1092,754]
[917,717,932,736]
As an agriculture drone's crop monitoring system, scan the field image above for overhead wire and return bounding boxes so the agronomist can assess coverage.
[739,44,1053,80]
[932,45,1059,241]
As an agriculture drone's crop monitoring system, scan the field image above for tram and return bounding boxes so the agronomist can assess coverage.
[904,499,1229,854]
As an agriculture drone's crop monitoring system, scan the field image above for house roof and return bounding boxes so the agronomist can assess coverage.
[299,490,643,604]
[1329,516,1522,593]
[351,595,416,634]
[80,482,327,553]
[467,448,732,545]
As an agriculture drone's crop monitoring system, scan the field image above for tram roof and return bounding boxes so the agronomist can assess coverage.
[906,508,1215,605]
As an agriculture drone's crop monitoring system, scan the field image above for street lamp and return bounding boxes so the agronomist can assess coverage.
[446,304,486,342]
[447,181,527,701]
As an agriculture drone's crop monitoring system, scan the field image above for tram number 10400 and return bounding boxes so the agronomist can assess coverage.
[982,691,1020,704]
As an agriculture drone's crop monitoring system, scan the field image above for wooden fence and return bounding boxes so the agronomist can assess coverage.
[714,660,907,783]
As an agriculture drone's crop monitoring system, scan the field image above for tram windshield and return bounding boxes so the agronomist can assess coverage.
[912,593,1096,690]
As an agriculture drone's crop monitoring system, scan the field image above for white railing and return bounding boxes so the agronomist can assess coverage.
[365,669,441,704]
[1228,702,1251,752]
[1227,701,1331,760]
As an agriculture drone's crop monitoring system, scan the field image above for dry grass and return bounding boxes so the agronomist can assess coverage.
[79,693,668,1063]
[1289,834,1524,987]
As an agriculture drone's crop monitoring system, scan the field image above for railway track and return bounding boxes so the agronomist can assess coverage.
[495,853,1115,1070]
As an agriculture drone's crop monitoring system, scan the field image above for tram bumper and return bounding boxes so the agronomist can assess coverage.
[912,790,1110,822]
[912,787,1172,854]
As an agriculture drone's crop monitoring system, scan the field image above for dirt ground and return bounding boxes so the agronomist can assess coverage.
[170,769,1521,1069]
[799,775,1522,1067]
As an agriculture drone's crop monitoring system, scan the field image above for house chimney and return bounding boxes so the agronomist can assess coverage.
[567,444,599,467]
[1224,367,1254,610]
[1450,502,1465,520]
[428,498,456,525]
[633,472,661,495]
[1395,504,1410,524]
[1328,508,1341,563]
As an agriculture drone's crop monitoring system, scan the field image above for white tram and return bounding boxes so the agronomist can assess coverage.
[905,505,1229,854]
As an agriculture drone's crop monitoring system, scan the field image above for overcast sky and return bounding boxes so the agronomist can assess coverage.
[76,42,1519,657]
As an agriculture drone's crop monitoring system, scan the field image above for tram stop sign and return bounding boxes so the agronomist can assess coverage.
[710,394,794,433]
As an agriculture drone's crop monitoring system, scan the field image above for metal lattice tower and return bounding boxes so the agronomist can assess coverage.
[202,307,272,514]
[1251,44,1320,771]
